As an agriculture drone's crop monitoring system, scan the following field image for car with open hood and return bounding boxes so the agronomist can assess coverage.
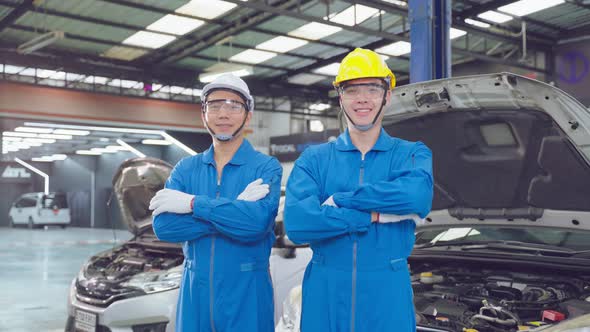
[65,157,310,332]
[277,72,590,332]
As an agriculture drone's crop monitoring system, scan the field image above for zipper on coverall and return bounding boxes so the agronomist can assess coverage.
[351,153,365,332]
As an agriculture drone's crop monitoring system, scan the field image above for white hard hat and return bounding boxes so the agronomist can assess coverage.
[202,74,254,112]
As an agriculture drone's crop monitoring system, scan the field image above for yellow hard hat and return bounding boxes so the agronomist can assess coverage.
[333,48,396,89]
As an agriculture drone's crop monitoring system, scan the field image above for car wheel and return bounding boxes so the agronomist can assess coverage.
[60,225,66,229]
[28,218,35,229]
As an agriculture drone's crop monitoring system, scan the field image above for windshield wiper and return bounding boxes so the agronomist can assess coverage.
[415,240,574,256]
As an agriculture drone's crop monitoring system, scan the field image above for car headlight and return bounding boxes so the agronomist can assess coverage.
[121,267,182,294]
[280,285,302,330]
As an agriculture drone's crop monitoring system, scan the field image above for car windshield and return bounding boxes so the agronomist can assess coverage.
[41,194,68,209]
[415,226,590,252]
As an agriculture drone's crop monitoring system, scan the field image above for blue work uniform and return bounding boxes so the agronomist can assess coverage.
[284,128,433,332]
[152,139,282,332]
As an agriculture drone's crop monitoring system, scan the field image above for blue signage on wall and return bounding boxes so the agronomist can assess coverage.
[558,51,589,84]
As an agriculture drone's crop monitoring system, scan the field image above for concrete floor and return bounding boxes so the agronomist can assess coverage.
[0,226,131,332]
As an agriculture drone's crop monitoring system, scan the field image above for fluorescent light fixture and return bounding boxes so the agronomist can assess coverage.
[38,134,73,140]
[375,41,411,56]
[76,150,102,155]
[83,76,109,84]
[91,148,116,154]
[53,129,90,136]
[51,154,67,160]
[105,145,128,152]
[229,49,277,64]
[381,0,407,6]
[15,157,49,194]
[176,0,237,20]
[477,11,512,23]
[3,137,22,142]
[32,157,54,162]
[3,147,19,152]
[122,31,176,49]
[498,0,564,17]
[313,63,341,76]
[199,68,253,83]
[287,73,326,85]
[23,138,56,144]
[450,28,467,39]
[17,31,64,55]
[147,14,205,36]
[256,36,308,53]
[309,103,331,111]
[160,132,197,156]
[102,46,149,61]
[14,126,53,134]
[3,131,38,138]
[330,5,380,26]
[464,18,491,28]
[142,139,172,145]
[288,22,342,40]
[116,139,146,157]
[4,65,24,74]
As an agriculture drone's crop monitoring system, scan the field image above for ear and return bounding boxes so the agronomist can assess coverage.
[244,111,253,126]
[385,89,392,105]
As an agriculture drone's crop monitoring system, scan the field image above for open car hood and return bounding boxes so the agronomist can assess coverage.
[112,157,173,235]
[384,73,590,230]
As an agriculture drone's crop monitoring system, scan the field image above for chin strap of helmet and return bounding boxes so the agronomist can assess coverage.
[204,112,249,142]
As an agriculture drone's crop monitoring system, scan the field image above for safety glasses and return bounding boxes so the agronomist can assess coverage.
[339,83,386,100]
[203,99,247,114]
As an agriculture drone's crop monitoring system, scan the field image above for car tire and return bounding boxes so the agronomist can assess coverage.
[60,225,66,229]
[28,218,35,229]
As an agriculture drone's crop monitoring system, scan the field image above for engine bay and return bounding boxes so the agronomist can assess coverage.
[411,261,590,331]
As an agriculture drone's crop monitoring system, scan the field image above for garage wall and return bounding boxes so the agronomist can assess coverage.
[554,39,590,107]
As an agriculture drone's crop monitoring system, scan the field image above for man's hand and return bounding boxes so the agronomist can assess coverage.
[149,189,195,216]
[237,178,269,202]
[321,195,338,208]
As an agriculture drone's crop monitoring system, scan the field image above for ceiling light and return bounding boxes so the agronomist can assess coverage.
[102,46,149,61]
[17,31,65,54]
[105,145,128,152]
[477,11,512,23]
[288,22,342,40]
[375,41,411,56]
[142,139,172,145]
[450,28,466,39]
[498,0,564,17]
[176,0,237,20]
[309,120,325,132]
[122,31,176,49]
[309,103,331,111]
[313,63,341,76]
[3,131,38,138]
[147,14,205,36]
[76,150,102,155]
[32,157,54,162]
[3,65,24,74]
[90,148,115,154]
[23,138,56,144]
[83,76,109,84]
[464,18,491,28]
[14,126,53,134]
[3,137,22,142]
[108,79,141,88]
[287,73,326,85]
[199,67,253,83]
[229,49,277,64]
[52,129,90,136]
[256,36,308,53]
[51,154,68,160]
[329,5,380,26]
[38,134,73,140]
[117,139,146,158]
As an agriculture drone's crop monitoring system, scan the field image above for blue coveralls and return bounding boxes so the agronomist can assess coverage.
[284,129,433,332]
[152,139,282,332]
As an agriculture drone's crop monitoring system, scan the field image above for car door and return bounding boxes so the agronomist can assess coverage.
[10,198,24,224]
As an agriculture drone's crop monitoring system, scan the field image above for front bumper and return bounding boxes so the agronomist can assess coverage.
[66,278,178,332]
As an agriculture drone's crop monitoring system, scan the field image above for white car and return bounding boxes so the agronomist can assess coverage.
[277,73,590,332]
[65,157,311,332]
[8,192,70,228]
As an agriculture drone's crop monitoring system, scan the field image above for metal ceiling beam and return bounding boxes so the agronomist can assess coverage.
[0,0,33,33]
[350,0,554,47]
[565,0,590,10]
[458,0,516,18]
[148,0,307,65]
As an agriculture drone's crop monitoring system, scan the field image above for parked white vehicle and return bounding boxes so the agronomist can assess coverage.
[277,73,590,332]
[65,157,311,332]
[8,192,70,228]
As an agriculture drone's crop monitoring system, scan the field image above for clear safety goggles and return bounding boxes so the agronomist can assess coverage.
[203,99,247,114]
[339,83,386,100]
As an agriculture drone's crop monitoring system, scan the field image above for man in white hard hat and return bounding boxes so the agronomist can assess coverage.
[150,74,282,331]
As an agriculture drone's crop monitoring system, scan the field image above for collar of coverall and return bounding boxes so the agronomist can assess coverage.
[335,128,398,152]
[201,138,254,166]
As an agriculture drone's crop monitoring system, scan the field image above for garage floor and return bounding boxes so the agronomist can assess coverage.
[0,227,131,332]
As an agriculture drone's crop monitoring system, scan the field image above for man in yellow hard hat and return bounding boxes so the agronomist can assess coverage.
[284,48,434,331]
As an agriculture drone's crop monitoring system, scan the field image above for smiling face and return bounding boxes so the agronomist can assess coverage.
[339,77,391,130]
[201,89,251,140]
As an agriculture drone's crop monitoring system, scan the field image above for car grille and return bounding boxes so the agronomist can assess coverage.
[75,279,144,307]
[65,316,112,332]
